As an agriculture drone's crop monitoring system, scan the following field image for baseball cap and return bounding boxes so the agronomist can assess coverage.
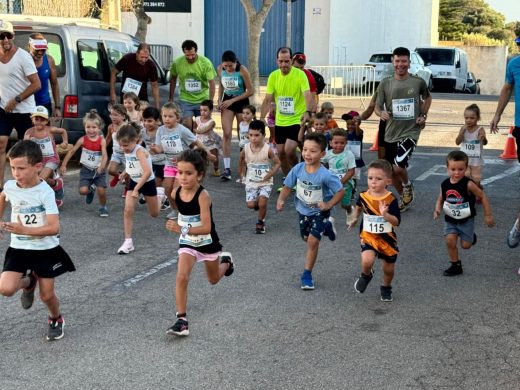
[0,20,14,35]
[31,106,49,119]
[293,53,306,63]
[29,38,48,50]
[341,110,360,121]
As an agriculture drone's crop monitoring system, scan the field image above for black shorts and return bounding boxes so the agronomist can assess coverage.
[222,94,250,114]
[361,242,398,263]
[512,127,520,163]
[274,124,300,144]
[128,179,157,196]
[0,108,33,139]
[152,164,164,179]
[377,120,387,148]
[3,246,75,278]
[384,138,417,168]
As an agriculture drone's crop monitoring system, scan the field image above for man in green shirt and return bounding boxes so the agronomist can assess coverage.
[169,40,216,130]
[261,47,315,177]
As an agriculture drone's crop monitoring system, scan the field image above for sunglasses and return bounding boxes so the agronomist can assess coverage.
[0,33,13,40]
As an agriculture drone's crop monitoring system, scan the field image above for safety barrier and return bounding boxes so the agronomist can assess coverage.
[149,44,173,71]
[309,65,376,102]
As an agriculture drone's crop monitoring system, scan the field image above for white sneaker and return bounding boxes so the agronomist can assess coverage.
[118,240,134,254]
[507,222,520,248]
[346,209,356,226]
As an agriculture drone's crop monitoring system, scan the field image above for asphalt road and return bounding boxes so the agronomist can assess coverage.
[0,137,519,389]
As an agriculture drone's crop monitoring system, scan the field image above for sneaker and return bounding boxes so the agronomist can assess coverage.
[300,270,315,290]
[380,286,393,302]
[398,196,411,212]
[85,185,95,205]
[354,271,373,293]
[507,222,520,248]
[346,209,356,226]
[401,182,414,208]
[166,210,178,220]
[166,318,189,336]
[138,194,146,205]
[20,271,38,310]
[213,169,221,177]
[46,315,65,341]
[220,252,234,276]
[98,206,109,218]
[109,175,119,187]
[443,261,463,276]
[220,168,231,181]
[255,220,266,234]
[161,199,171,211]
[323,217,337,241]
[118,240,134,255]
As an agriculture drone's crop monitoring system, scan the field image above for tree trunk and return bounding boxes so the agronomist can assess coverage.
[240,0,276,105]
[132,0,150,42]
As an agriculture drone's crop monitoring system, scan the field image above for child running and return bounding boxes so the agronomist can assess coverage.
[321,128,356,225]
[277,133,344,290]
[343,110,365,183]
[227,104,255,183]
[106,104,130,193]
[60,110,109,217]
[320,101,338,130]
[116,123,164,254]
[194,99,222,177]
[298,112,329,146]
[347,159,400,302]
[151,102,216,219]
[238,120,281,234]
[433,151,495,276]
[123,92,141,123]
[0,140,75,340]
[455,104,487,188]
[24,105,68,207]
[165,149,234,337]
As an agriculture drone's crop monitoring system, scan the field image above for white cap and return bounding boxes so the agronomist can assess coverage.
[31,106,49,119]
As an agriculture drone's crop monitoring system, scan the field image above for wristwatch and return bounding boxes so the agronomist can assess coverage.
[181,225,190,236]
[419,113,427,118]
[14,95,22,103]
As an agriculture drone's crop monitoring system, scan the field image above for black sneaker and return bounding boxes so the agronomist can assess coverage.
[443,262,463,276]
[47,315,65,341]
[354,271,373,293]
[380,286,393,302]
[220,252,234,276]
[21,271,38,310]
[256,220,266,234]
[220,168,231,181]
[85,185,96,205]
[166,318,189,336]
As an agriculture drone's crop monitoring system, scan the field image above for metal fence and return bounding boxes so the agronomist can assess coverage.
[149,44,173,71]
[309,65,376,105]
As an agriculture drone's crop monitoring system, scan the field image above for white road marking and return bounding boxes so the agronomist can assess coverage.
[117,257,178,288]
[415,165,445,181]
[481,165,520,185]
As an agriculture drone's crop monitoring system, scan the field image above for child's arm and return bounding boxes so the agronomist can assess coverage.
[130,148,152,197]
[165,189,180,233]
[468,181,495,227]
[60,137,84,175]
[341,168,355,185]
[379,200,399,226]
[3,214,59,237]
[99,138,108,173]
[238,149,246,180]
[105,125,113,146]
[478,126,488,146]
[0,192,6,220]
[455,126,465,145]
[347,205,363,231]
[276,186,292,212]
[191,140,217,162]
[23,128,33,140]
[263,148,281,182]
[433,189,443,219]
[298,121,309,143]
[49,126,68,145]
[355,124,363,138]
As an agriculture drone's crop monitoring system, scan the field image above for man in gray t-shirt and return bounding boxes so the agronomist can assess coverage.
[375,47,432,212]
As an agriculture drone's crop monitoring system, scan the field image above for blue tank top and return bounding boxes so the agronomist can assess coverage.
[221,67,245,97]
[34,55,51,105]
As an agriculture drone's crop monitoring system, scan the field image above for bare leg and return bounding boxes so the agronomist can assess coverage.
[175,253,197,315]
[39,278,60,319]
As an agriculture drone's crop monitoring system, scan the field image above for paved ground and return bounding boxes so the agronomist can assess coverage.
[0,93,519,389]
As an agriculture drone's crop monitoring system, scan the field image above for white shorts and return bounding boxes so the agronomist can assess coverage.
[245,185,272,202]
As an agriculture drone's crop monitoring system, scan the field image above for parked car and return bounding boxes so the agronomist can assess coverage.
[465,72,481,94]
[11,21,171,142]
[366,51,433,90]
[415,47,468,93]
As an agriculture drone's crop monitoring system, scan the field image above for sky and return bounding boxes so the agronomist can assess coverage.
[485,0,520,23]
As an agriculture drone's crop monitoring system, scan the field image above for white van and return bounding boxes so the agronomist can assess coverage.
[415,47,468,92]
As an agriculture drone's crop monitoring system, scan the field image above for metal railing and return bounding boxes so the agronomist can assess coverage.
[309,65,376,104]
[149,44,173,71]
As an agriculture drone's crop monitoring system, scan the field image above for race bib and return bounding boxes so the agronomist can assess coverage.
[239,130,249,147]
[443,201,471,220]
[347,141,361,159]
[125,156,143,180]
[296,179,323,207]
[80,148,102,169]
[460,140,481,158]
[392,98,415,120]
[277,96,295,115]
[161,134,184,156]
[37,137,55,157]
[362,213,392,234]
[246,163,270,184]
[12,205,45,241]
[329,167,347,180]
[185,79,202,93]
[178,213,213,247]
[222,76,239,91]
[122,77,142,95]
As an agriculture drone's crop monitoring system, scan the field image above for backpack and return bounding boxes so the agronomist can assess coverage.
[308,69,326,94]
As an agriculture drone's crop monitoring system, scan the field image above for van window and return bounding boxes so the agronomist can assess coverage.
[416,49,454,66]
[12,32,66,77]
[104,40,135,82]
[78,39,106,81]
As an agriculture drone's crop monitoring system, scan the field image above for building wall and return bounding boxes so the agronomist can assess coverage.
[463,45,508,95]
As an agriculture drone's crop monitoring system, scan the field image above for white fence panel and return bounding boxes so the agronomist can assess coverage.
[309,65,376,101]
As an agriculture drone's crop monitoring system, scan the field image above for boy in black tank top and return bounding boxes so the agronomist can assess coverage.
[433,151,495,276]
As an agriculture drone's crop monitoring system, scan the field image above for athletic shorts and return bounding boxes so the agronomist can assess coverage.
[163,165,178,178]
[341,182,355,207]
[298,211,331,241]
[178,247,220,262]
[385,138,417,169]
[43,160,59,171]
[274,124,300,144]
[444,217,475,243]
[0,108,32,139]
[245,185,272,202]
[3,246,75,278]
[361,242,398,263]
[110,152,125,165]
[512,127,520,163]
[152,163,165,179]
[79,166,107,188]
[222,94,250,114]
[128,179,157,197]
[179,101,201,120]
